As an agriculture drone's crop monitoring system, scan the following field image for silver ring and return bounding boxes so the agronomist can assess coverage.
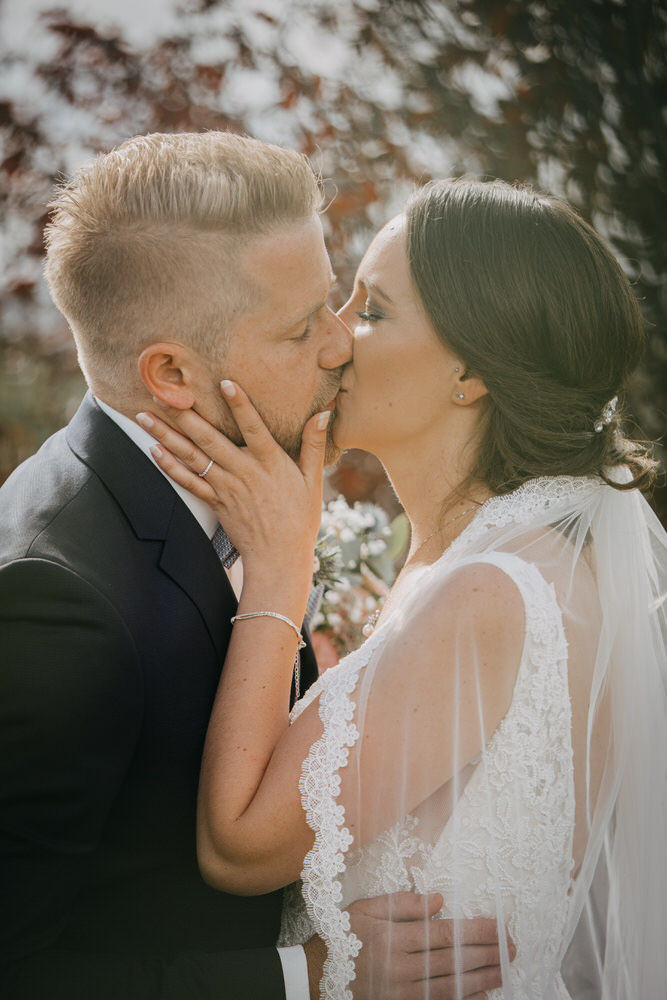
[198,458,214,478]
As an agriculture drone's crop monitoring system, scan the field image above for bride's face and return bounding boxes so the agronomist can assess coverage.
[334,214,460,457]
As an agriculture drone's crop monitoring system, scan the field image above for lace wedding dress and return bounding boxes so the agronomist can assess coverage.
[278,477,667,1000]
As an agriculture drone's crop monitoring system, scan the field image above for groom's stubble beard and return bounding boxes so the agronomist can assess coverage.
[206,370,343,466]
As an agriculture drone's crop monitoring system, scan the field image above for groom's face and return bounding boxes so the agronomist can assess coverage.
[199,215,351,463]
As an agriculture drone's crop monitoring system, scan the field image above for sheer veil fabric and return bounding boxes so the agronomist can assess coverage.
[278,475,667,999]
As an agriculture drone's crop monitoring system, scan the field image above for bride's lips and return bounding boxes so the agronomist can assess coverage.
[329,383,347,407]
[332,387,346,411]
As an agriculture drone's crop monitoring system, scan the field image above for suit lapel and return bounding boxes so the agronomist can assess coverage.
[158,498,236,664]
[67,393,234,663]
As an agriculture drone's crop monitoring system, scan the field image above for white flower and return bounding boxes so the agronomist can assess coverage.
[314,495,403,660]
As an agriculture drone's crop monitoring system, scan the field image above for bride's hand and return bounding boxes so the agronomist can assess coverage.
[137,380,330,587]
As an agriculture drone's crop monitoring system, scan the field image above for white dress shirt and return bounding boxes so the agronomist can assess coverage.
[95,397,309,1000]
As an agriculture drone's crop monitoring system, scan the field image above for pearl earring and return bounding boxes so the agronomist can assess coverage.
[455,392,465,400]
[454,367,460,373]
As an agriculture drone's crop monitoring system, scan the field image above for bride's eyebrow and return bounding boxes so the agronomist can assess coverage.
[362,279,394,306]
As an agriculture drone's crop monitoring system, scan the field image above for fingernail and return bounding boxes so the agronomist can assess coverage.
[150,444,163,459]
[136,412,154,429]
[220,380,236,398]
[316,410,331,430]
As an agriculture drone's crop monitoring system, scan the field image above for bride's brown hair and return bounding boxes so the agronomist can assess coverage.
[405,178,658,494]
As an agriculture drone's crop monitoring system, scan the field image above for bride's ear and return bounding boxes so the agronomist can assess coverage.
[138,343,197,410]
[453,367,488,406]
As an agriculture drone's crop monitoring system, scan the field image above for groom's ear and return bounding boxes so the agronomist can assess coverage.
[138,342,198,410]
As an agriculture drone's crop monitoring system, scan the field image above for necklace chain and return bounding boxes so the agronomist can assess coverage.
[362,503,479,638]
[405,504,479,568]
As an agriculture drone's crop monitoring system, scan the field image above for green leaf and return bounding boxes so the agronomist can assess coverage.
[385,512,410,562]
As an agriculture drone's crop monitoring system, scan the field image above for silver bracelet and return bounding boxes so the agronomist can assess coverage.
[230,611,305,701]
[230,611,306,648]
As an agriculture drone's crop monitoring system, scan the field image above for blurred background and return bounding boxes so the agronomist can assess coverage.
[1,0,665,524]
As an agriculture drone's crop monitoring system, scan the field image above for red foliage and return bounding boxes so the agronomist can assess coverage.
[1,0,665,518]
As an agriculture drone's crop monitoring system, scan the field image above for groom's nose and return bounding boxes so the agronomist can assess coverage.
[319,307,353,370]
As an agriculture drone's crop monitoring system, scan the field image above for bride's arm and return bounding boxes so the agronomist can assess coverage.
[143,383,328,892]
[144,386,524,896]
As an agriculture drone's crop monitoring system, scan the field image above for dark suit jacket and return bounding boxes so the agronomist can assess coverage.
[0,393,318,999]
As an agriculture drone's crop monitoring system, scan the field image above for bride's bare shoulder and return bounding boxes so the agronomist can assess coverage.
[376,559,526,716]
[413,557,526,639]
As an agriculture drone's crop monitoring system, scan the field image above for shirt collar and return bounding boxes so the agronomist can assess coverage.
[94,396,219,541]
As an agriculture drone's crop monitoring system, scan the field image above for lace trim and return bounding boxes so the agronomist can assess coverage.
[447,475,601,562]
[297,641,380,998]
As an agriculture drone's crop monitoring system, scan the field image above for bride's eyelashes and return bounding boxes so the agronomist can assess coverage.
[356,302,384,324]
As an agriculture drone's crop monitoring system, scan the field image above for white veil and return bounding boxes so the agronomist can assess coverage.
[290,474,667,998]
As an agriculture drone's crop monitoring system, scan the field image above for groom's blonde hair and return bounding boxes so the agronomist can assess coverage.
[45,131,322,398]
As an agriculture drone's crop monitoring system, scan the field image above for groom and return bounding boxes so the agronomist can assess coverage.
[0,132,505,999]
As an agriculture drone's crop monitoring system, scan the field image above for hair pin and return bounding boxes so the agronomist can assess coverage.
[594,396,618,433]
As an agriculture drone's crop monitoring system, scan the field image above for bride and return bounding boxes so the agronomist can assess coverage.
[147,178,667,998]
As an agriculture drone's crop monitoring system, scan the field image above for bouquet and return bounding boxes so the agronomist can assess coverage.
[311,496,408,667]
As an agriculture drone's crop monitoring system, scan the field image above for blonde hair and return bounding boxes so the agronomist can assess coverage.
[44,131,322,397]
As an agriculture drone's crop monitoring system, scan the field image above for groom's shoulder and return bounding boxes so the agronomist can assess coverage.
[2,421,83,513]
[0,419,108,565]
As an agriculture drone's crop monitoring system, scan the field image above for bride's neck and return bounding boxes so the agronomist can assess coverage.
[381,445,490,551]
